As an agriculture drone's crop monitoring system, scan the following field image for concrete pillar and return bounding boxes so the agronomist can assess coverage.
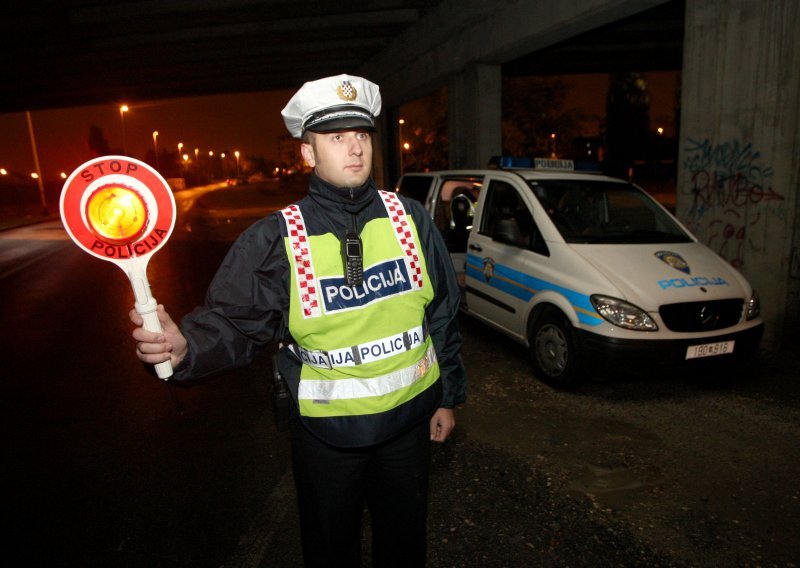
[448,64,502,169]
[377,106,402,189]
[676,0,800,348]
[372,111,387,190]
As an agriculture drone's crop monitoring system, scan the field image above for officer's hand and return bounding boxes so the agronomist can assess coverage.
[129,304,188,369]
[430,408,455,443]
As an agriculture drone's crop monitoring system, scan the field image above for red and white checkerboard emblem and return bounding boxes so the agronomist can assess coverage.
[378,191,423,289]
[281,205,321,318]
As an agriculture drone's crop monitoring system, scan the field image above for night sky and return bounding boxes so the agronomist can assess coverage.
[0,89,294,179]
[0,71,679,180]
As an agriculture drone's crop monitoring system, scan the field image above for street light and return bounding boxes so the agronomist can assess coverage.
[207,151,215,179]
[152,131,160,172]
[119,105,129,155]
[398,119,405,176]
[234,150,240,175]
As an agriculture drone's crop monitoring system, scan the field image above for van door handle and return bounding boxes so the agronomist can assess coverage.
[468,243,482,252]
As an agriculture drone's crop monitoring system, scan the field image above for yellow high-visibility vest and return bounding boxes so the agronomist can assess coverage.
[281,191,440,446]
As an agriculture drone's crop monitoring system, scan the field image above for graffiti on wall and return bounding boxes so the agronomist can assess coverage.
[681,138,782,268]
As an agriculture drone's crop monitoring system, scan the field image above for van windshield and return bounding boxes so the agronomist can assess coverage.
[528,180,692,244]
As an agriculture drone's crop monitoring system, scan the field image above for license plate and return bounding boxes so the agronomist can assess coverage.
[685,340,735,360]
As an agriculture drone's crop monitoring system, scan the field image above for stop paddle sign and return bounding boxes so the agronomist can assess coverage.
[60,156,176,379]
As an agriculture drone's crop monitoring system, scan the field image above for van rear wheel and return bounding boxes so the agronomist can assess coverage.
[529,310,583,388]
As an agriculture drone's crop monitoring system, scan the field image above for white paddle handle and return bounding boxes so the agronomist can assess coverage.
[139,305,174,379]
[131,274,173,380]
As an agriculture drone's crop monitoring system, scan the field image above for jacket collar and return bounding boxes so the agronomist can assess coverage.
[308,171,376,208]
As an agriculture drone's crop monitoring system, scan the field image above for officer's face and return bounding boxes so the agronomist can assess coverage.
[301,130,373,188]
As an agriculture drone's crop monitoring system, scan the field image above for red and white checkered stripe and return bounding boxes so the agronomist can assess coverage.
[378,191,423,289]
[281,205,321,318]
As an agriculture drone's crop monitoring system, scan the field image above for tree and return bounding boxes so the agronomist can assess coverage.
[87,125,111,157]
[604,72,651,177]
[401,87,448,172]
[502,76,585,159]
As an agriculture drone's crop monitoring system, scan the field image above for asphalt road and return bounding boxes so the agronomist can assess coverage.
[2,181,798,567]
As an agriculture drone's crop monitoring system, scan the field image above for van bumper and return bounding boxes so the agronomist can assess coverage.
[576,323,764,375]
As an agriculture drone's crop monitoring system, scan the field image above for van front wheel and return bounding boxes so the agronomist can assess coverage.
[529,311,583,388]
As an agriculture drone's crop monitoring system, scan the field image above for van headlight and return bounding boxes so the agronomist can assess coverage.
[590,295,659,331]
[745,290,760,320]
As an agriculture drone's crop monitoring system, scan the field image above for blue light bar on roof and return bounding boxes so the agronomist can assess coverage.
[488,156,533,168]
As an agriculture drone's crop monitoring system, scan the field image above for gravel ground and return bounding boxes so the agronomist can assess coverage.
[425,434,684,568]
[440,314,800,568]
[239,315,799,568]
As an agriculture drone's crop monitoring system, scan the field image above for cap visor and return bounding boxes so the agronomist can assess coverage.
[306,116,375,133]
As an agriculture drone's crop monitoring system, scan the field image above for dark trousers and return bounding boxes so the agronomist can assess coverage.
[290,416,431,568]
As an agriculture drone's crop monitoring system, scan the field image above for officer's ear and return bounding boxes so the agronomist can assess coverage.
[300,141,316,168]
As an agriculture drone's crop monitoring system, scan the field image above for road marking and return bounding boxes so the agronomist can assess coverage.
[0,240,65,280]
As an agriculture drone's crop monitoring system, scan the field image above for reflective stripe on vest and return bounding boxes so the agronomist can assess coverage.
[299,344,437,402]
[290,324,426,369]
[280,204,321,318]
[377,190,424,290]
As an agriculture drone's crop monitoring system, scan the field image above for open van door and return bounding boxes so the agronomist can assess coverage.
[426,175,484,290]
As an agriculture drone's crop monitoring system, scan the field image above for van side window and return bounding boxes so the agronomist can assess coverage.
[480,181,549,256]
[397,175,433,204]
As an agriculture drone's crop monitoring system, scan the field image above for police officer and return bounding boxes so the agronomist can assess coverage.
[130,74,467,567]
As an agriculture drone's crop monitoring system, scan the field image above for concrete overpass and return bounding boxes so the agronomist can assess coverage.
[3,0,798,348]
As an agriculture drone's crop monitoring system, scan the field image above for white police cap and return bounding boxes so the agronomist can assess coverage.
[281,74,382,139]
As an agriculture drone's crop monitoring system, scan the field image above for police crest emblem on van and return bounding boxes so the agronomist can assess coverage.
[482,257,495,282]
[655,251,690,274]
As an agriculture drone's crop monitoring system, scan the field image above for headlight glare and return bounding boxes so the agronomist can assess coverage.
[590,294,658,331]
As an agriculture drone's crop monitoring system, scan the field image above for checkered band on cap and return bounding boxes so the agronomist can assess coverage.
[281,205,321,318]
[378,191,423,289]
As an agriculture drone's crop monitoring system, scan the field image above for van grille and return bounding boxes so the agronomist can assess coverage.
[659,299,744,332]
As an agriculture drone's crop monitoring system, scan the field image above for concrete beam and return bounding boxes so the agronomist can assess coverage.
[360,0,671,107]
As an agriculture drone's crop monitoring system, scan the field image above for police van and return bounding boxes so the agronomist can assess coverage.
[396,158,764,387]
